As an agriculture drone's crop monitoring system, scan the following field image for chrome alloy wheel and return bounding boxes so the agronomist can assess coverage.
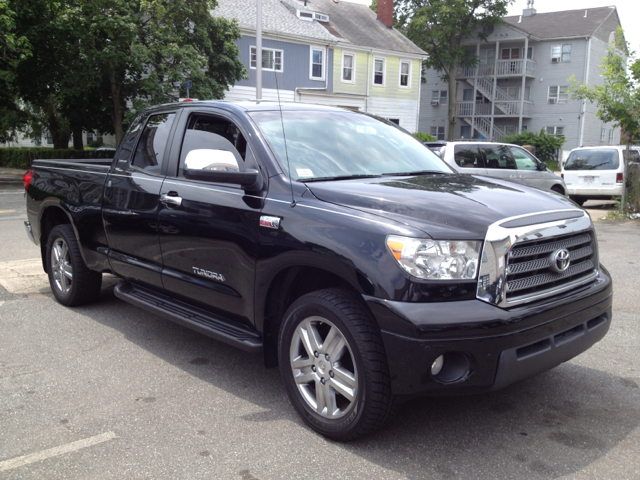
[289,316,358,419]
[50,237,73,294]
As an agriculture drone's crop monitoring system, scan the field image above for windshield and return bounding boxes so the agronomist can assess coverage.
[564,149,619,171]
[249,110,452,181]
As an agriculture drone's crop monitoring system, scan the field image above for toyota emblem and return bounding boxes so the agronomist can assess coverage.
[550,248,571,273]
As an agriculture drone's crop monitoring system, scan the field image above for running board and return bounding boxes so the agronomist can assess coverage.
[114,282,262,353]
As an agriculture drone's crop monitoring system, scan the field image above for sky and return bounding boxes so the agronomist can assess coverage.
[344,0,640,56]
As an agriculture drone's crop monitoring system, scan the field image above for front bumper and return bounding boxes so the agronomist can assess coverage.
[365,267,612,396]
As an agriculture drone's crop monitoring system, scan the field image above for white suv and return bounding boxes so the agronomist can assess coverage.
[562,146,639,206]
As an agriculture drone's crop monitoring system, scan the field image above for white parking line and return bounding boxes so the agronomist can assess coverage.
[0,431,117,472]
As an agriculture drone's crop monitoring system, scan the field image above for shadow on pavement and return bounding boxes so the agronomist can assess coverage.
[70,280,640,480]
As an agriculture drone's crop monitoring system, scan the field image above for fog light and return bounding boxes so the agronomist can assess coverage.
[431,355,444,376]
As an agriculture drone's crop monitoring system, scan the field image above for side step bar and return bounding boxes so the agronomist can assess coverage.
[114,282,263,353]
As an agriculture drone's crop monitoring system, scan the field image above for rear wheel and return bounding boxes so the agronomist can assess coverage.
[278,289,394,441]
[551,185,565,195]
[46,224,102,306]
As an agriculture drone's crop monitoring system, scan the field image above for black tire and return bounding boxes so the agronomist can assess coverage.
[278,288,394,441]
[570,195,586,206]
[46,224,102,306]
[551,185,565,195]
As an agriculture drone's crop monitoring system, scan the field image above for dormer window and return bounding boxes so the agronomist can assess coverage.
[296,9,329,22]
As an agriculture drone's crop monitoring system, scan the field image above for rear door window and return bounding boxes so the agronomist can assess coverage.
[564,149,619,170]
[510,147,539,170]
[623,149,639,162]
[454,144,485,168]
[481,145,516,169]
[131,113,176,174]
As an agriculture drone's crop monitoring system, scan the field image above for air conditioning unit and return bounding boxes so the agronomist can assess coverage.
[431,100,440,106]
[314,13,329,22]
[551,57,560,64]
[548,98,557,104]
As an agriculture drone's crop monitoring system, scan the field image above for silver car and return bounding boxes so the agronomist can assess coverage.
[425,141,567,195]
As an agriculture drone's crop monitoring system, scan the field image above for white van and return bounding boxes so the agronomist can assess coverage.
[562,146,639,206]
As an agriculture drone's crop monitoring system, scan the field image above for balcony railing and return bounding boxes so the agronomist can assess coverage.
[457,101,533,117]
[456,59,537,78]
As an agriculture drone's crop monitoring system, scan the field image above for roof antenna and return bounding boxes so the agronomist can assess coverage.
[273,69,296,207]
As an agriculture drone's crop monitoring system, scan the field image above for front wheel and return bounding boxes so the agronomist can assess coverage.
[278,289,394,441]
[46,224,102,306]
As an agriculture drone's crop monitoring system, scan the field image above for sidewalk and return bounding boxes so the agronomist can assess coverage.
[0,168,27,186]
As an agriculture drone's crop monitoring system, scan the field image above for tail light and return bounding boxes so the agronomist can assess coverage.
[23,169,34,191]
[560,173,564,180]
[616,173,623,183]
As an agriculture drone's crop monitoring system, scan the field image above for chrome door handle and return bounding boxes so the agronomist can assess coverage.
[160,193,182,207]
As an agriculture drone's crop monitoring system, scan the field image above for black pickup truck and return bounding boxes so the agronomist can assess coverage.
[24,101,612,440]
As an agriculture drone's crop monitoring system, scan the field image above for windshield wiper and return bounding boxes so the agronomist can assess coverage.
[298,174,381,183]
[381,170,449,176]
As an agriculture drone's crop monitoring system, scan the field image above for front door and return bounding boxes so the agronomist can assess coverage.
[103,110,179,288]
[157,110,264,326]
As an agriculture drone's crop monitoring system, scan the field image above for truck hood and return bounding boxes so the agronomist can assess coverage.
[305,174,578,239]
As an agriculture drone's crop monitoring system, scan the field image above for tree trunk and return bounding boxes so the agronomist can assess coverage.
[47,111,70,150]
[72,126,84,150]
[447,66,457,141]
[109,68,125,146]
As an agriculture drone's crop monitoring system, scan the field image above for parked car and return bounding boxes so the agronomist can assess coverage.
[562,146,640,205]
[24,102,611,440]
[424,141,566,195]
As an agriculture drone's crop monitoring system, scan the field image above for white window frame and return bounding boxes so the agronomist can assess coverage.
[601,128,607,142]
[399,59,411,89]
[341,51,356,84]
[551,44,571,63]
[310,46,326,81]
[548,85,568,104]
[608,129,614,144]
[372,56,386,87]
[250,46,283,72]
[430,126,446,141]
[545,126,565,137]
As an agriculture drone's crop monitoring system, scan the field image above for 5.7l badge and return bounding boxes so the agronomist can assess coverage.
[260,215,281,229]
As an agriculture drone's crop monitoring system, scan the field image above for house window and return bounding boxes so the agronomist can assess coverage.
[601,128,607,142]
[546,126,565,137]
[527,47,533,59]
[373,57,385,86]
[399,60,411,88]
[548,86,568,104]
[342,52,355,83]
[310,47,325,80]
[501,48,520,59]
[87,132,94,143]
[250,46,283,72]
[463,89,473,101]
[430,126,446,140]
[431,90,447,105]
[551,44,571,63]
[47,136,53,145]
[505,86,520,99]
[608,129,614,144]
[479,49,496,65]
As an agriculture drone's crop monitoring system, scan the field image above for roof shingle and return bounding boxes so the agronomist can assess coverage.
[503,6,617,39]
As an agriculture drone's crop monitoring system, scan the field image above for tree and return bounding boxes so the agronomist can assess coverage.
[569,28,640,211]
[501,129,565,164]
[403,0,513,141]
[70,0,246,145]
[2,0,246,148]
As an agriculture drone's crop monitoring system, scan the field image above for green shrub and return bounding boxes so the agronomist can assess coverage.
[502,129,565,163]
[412,132,437,142]
[0,147,114,169]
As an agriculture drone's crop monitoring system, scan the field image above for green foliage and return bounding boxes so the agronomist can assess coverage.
[412,132,436,142]
[2,0,246,146]
[0,147,113,169]
[403,0,513,140]
[501,129,565,163]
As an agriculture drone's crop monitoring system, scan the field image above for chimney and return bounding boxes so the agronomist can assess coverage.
[377,0,393,28]
[523,0,536,16]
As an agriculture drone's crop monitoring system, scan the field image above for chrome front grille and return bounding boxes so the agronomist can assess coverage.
[505,231,597,302]
[476,210,599,308]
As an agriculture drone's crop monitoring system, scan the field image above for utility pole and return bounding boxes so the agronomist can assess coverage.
[256,0,262,101]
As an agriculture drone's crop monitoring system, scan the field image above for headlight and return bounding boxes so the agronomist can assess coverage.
[386,236,481,280]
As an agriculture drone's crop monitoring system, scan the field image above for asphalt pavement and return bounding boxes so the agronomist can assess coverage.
[0,184,639,479]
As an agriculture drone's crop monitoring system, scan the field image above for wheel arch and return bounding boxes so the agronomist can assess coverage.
[39,204,80,273]
[259,261,374,369]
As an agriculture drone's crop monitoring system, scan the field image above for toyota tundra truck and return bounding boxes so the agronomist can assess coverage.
[23,101,612,440]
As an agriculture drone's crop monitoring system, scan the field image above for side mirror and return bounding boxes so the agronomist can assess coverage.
[538,162,547,171]
[183,149,263,191]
